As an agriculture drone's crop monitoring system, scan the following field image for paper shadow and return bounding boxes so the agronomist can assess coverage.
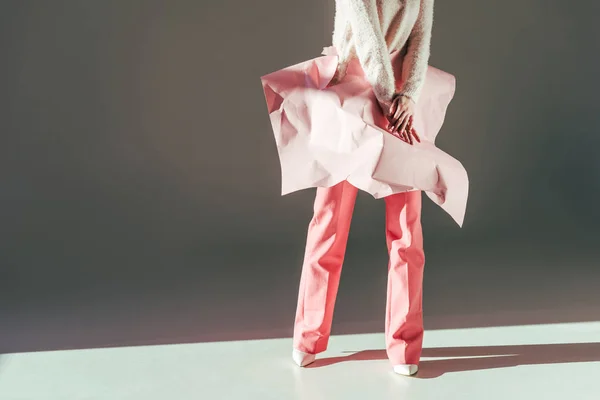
[307,342,600,378]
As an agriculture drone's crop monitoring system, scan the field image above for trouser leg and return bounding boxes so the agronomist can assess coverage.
[292,180,358,354]
[383,190,425,365]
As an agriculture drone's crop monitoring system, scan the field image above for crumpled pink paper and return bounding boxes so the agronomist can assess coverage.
[260,46,469,227]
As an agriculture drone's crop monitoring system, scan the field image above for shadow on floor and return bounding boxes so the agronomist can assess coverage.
[308,342,600,378]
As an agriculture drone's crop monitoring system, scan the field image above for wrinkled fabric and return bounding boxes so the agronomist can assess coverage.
[260,46,468,226]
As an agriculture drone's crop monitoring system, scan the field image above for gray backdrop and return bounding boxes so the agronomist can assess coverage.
[1,0,599,353]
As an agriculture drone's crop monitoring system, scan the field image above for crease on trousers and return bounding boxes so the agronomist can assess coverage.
[292,180,425,365]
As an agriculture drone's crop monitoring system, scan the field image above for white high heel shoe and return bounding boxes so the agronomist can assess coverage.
[292,349,316,367]
[393,364,419,376]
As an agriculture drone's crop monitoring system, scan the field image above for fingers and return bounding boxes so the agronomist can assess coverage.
[386,122,406,142]
[392,111,407,133]
[388,127,421,146]
[386,97,400,130]
[389,127,416,145]
[389,127,402,140]
[403,115,415,144]
[388,96,399,118]
[393,95,411,121]
[385,116,402,140]
[392,101,409,131]
[402,131,410,143]
[386,115,396,131]
[393,103,404,121]
[384,98,421,145]
[387,109,404,132]
[399,117,410,143]
[394,127,406,142]
[388,114,411,143]
[410,127,421,143]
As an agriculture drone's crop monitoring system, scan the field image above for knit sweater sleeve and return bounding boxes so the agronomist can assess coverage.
[399,0,434,103]
[343,0,396,110]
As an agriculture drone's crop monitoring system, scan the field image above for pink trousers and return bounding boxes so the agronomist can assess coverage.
[292,180,425,365]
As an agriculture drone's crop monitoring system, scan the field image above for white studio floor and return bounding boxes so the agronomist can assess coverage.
[1,321,599,400]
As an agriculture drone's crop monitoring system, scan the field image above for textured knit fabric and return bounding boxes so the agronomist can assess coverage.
[332,0,434,108]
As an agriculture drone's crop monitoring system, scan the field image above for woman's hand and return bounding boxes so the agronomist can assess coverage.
[385,94,421,145]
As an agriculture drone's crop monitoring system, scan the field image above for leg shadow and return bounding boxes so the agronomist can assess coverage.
[306,349,388,368]
[417,342,600,378]
[308,342,600,378]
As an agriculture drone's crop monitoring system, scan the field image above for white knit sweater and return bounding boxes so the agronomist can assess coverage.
[332,0,434,107]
